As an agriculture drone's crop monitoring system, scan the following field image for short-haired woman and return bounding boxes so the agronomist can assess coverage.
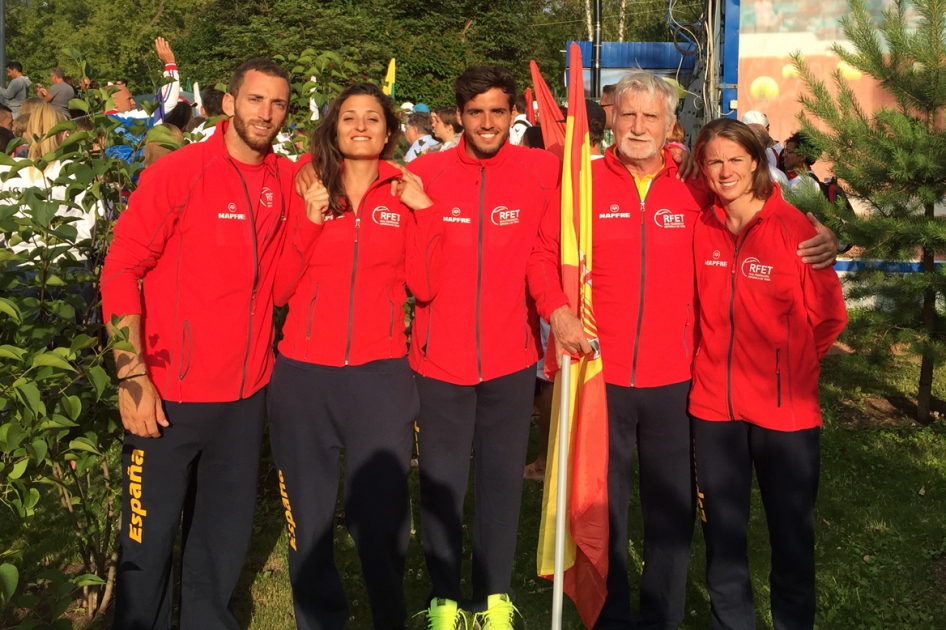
[689,117,847,629]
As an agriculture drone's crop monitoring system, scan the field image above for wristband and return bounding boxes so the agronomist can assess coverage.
[117,371,148,383]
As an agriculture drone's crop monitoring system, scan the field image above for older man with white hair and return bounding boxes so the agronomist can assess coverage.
[534,71,838,629]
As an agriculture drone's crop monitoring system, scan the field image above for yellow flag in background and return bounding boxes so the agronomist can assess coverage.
[382,58,396,97]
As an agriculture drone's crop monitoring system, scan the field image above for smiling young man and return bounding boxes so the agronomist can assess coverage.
[405,65,562,629]
[101,58,322,630]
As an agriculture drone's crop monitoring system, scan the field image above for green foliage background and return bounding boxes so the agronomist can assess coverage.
[6,0,701,105]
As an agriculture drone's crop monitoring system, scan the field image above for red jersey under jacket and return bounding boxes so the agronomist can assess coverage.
[688,189,847,431]
[101,120,320,403]
[276,161,444,366]
[529,147,709,387]
[407,136,561,385]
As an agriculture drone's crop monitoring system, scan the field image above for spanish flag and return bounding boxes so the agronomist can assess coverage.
[382,58,396,97]
[529,60,565,156]
[536,43,610,629]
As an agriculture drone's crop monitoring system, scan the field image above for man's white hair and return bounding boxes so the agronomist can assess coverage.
[612,70,679,122]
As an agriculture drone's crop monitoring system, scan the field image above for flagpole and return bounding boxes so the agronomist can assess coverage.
[551,356,572,630]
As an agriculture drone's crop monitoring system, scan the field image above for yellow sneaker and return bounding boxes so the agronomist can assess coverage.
[423,597,469,630]
[473,593,519,630]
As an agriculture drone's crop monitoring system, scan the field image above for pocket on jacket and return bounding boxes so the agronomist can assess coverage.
[178,321,192,381]
[775,348,782,408]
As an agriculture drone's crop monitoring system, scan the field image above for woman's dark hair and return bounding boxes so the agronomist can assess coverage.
[694,117,773,202]
[163,101,193,130]
[453,65,516,111]
[522,126,545,150]
[311,82,401,217]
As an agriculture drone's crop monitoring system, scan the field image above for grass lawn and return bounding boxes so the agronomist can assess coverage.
[4,347,946,629]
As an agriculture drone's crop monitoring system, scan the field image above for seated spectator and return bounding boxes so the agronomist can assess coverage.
[509,91,533,145]
[782,131,821,195]
[191,87,225,141]
[0,127,15,155]
[12,114,30,157]
[0,104,12,131]
[17,97,45,119]
[163,101,193,130]
[431,106,461,151]
[142,124,184,168]
[403,111,437,162]
[521,125,544,149]
[586,99,606,158]
[748,123,789,188]
[26,102,67,159]
[35,67,75,118]
[184,116,206,133]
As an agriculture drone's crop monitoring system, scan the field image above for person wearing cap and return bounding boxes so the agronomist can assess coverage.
[404,110,438,162]
[740,110,782,169]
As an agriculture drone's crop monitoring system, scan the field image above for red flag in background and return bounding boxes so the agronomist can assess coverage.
[529,60,565,157]
[524,87,536,125]
[535,43,610,629]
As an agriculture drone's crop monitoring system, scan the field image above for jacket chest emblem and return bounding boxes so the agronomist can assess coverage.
[742,257,774,281]
[443,207,472,224]
[599,203,631,219]
[654,208,686,228]
[218,202,246,220]
[372,205,401,228]
[490,206,520,226]
[704,249,728,268]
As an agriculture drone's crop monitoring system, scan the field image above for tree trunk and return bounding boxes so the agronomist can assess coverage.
[918,202,937,424]
[585,0,593,41]
[618,0,627,42]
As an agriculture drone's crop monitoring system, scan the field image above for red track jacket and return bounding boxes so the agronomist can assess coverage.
[101,121,320,403]
[276,161,444,366]
[688,189,847,430]
[408,136,561,385]
[530,147,709,387]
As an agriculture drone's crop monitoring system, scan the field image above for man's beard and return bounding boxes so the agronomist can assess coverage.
[466,129,509,158]
[233,112,279,152]
[618,135,659,161]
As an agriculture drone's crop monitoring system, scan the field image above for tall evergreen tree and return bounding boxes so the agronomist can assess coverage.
[792,0,946,423]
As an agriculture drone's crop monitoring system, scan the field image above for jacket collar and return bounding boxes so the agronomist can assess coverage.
[213,119,280,174]
[603,144,678,182]
[709,185,783,233]
[455,134,511,169]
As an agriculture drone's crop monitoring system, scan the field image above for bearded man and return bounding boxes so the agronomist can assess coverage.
[101,58,323,630]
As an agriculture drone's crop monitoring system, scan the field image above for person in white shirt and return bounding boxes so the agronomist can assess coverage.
[403,110,438,162]
[508,91,532,145]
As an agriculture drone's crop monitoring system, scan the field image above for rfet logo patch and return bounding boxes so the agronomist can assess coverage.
[260,186,274,208]
[372,205,401,227]
[653,208,686,228]
[491,206,520,226]
[742,257,773,281]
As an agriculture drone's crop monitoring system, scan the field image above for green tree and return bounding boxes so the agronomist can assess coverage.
[792,0,946,423]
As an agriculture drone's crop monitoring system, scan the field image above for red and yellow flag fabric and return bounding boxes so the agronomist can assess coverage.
[536,43,610,629]
[524,87,536,125]
[529,61,566,157]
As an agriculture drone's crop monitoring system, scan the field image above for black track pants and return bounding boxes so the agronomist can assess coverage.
[414,364,535,611]
[692,418,820,630]
[268,356,417,630]
[596,380,695,630]
[112,389,266,630]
